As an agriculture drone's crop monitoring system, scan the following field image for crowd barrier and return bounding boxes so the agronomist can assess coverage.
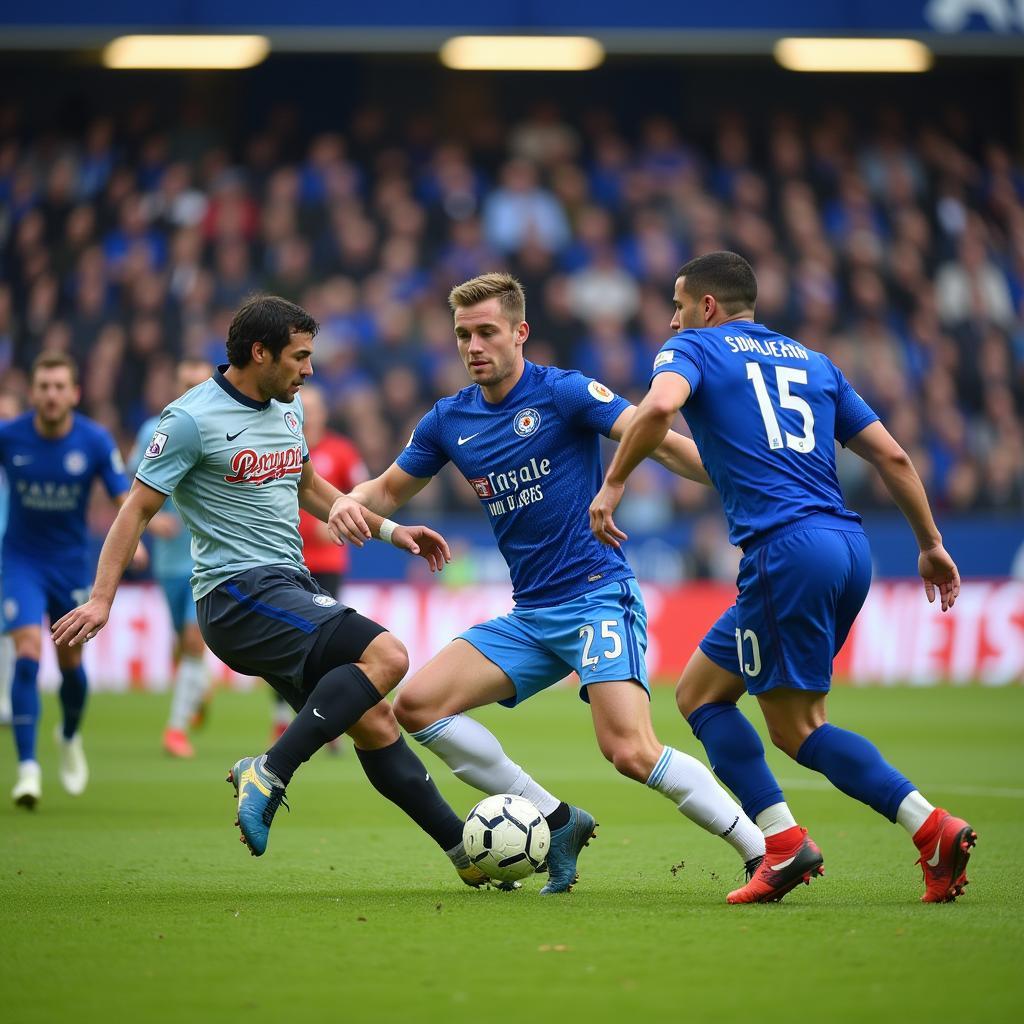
[38,580,1024,690]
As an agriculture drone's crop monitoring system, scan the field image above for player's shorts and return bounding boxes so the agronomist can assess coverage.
[700,514,872,696]
[460,578,649,708]
[196,564,385,705]
[157,576,198,634]
[1,550,91,632]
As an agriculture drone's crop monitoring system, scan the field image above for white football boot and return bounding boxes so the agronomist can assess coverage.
[57,729,89,796]
[12,760,41,809]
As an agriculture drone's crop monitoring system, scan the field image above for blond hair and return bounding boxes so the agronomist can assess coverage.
[448,272,525,326]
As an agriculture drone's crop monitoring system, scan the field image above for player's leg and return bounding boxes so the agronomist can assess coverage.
[394,633,586,894]
[53,642,89,796]
[394,637,569,826]
[162,578,202,757]
[677,625,798,838]
[8,624,43,808]
[0,630,13,725]
[5,560,47,807]
[587,680,765,870]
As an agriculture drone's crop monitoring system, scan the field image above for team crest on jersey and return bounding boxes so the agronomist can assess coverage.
[283,411,301,435]
[312,594,337,608]
[513,408,541,437]
[145,432,168,459]
[588,381,614,403]
[63,450,87,476]
[469,476,495,498]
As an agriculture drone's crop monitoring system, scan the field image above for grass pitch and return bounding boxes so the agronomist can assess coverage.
[1,684,1021,1023]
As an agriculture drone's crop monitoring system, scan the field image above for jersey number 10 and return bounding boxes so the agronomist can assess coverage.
[745,363,816,454]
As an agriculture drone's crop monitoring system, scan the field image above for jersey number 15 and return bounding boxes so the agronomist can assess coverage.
[745,363,816,454]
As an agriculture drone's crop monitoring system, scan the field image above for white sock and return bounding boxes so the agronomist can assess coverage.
[647,747,766,863]
[412,714,561,817]
[179,656,209,720]
[755,801,798,838]
[167,661,194,731]
[0,636,13,721]
[896,790,935,837]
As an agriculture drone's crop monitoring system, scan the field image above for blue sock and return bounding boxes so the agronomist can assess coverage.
[59,665,88,739]
[796,723,915,822]
[11,658,40,762]
[687,701,785,821]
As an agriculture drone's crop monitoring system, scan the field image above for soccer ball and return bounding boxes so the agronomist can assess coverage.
[463,794,551,883]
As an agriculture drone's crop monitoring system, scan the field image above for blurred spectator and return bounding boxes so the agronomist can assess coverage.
[0,93,1020,522]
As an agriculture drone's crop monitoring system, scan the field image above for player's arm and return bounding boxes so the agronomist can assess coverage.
[608,406,710,486]
[298,461,449,572]
[590,372,692,547]
[52,479,168,647]
[845,421,960,611]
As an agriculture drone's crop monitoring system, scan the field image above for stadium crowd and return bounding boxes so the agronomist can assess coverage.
[1,97,1022,523]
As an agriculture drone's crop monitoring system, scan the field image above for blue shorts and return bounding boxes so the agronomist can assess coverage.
[460,579,650,708]
[1,551,91,632]
[158,576,198,634]
[700,520,871,695]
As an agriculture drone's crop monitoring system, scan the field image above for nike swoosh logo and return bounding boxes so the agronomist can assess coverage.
[226,428,249,441]
[926,837,943,867]
[457,432,481,446]
[313,708,325,720]
[425,773,430,782]
[768,854,797,871]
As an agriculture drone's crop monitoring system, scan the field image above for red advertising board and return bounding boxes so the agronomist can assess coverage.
[38,580,1024,690]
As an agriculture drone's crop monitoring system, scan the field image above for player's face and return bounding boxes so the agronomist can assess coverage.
[670,276,707,332]
[30,367,79,426]
[453,299,527,388]
[259,332,314,403]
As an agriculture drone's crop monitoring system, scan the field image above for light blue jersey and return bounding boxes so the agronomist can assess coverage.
[135,367,309,599]
[132,415,193,580]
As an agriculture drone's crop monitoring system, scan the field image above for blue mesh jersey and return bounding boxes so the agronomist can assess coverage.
[398,361,633,608]
[0,412,129,565]
[651,321,879,548]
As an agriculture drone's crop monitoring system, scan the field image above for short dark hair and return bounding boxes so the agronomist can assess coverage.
[31,351,79,384]
[677,251,757,314]
[225,295,319,368]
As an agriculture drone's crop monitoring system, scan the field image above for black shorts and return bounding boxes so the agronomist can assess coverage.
[196,564,385,708]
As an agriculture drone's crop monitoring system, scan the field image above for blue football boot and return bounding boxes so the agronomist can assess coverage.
[539,805,597,895]
[227,754,288,857]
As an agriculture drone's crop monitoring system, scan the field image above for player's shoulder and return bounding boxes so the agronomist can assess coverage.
[432,384,478,419]
[0,412,33,439]
[70,412,117,447]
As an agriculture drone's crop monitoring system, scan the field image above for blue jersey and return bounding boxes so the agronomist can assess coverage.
[651,321,878,548]
[0,412,129,566]
[398,361,632,608]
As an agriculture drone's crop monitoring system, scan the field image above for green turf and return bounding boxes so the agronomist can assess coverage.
[1,685,1021,1023]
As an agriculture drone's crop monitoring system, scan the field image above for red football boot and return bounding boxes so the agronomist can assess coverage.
[162,727,194,759]
[913,808,976,903]
[727,825,824,904]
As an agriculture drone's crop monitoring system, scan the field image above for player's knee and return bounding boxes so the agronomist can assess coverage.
[601,737,654,783]
[392,684,438,734]
[181,625,205,659]
[12,629,41,662]
[675,677,701,719]
[766,722,802,759]
[348,700,400,748]
[359,634,409,694]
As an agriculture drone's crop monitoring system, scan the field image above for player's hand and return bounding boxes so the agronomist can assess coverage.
[130,540,149,572]
[589,481,628,548]
[327,495,372,548]
[919,543,960,612]
[391,524,452,573]
[52,598,112,648]
[146,512,181,540]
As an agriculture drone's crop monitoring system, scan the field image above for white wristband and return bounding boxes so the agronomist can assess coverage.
[378,519,399,546]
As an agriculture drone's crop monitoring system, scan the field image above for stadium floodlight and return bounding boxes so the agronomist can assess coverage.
[773,38,933,73]
[439,36,604,71]
[102,35,271,70]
